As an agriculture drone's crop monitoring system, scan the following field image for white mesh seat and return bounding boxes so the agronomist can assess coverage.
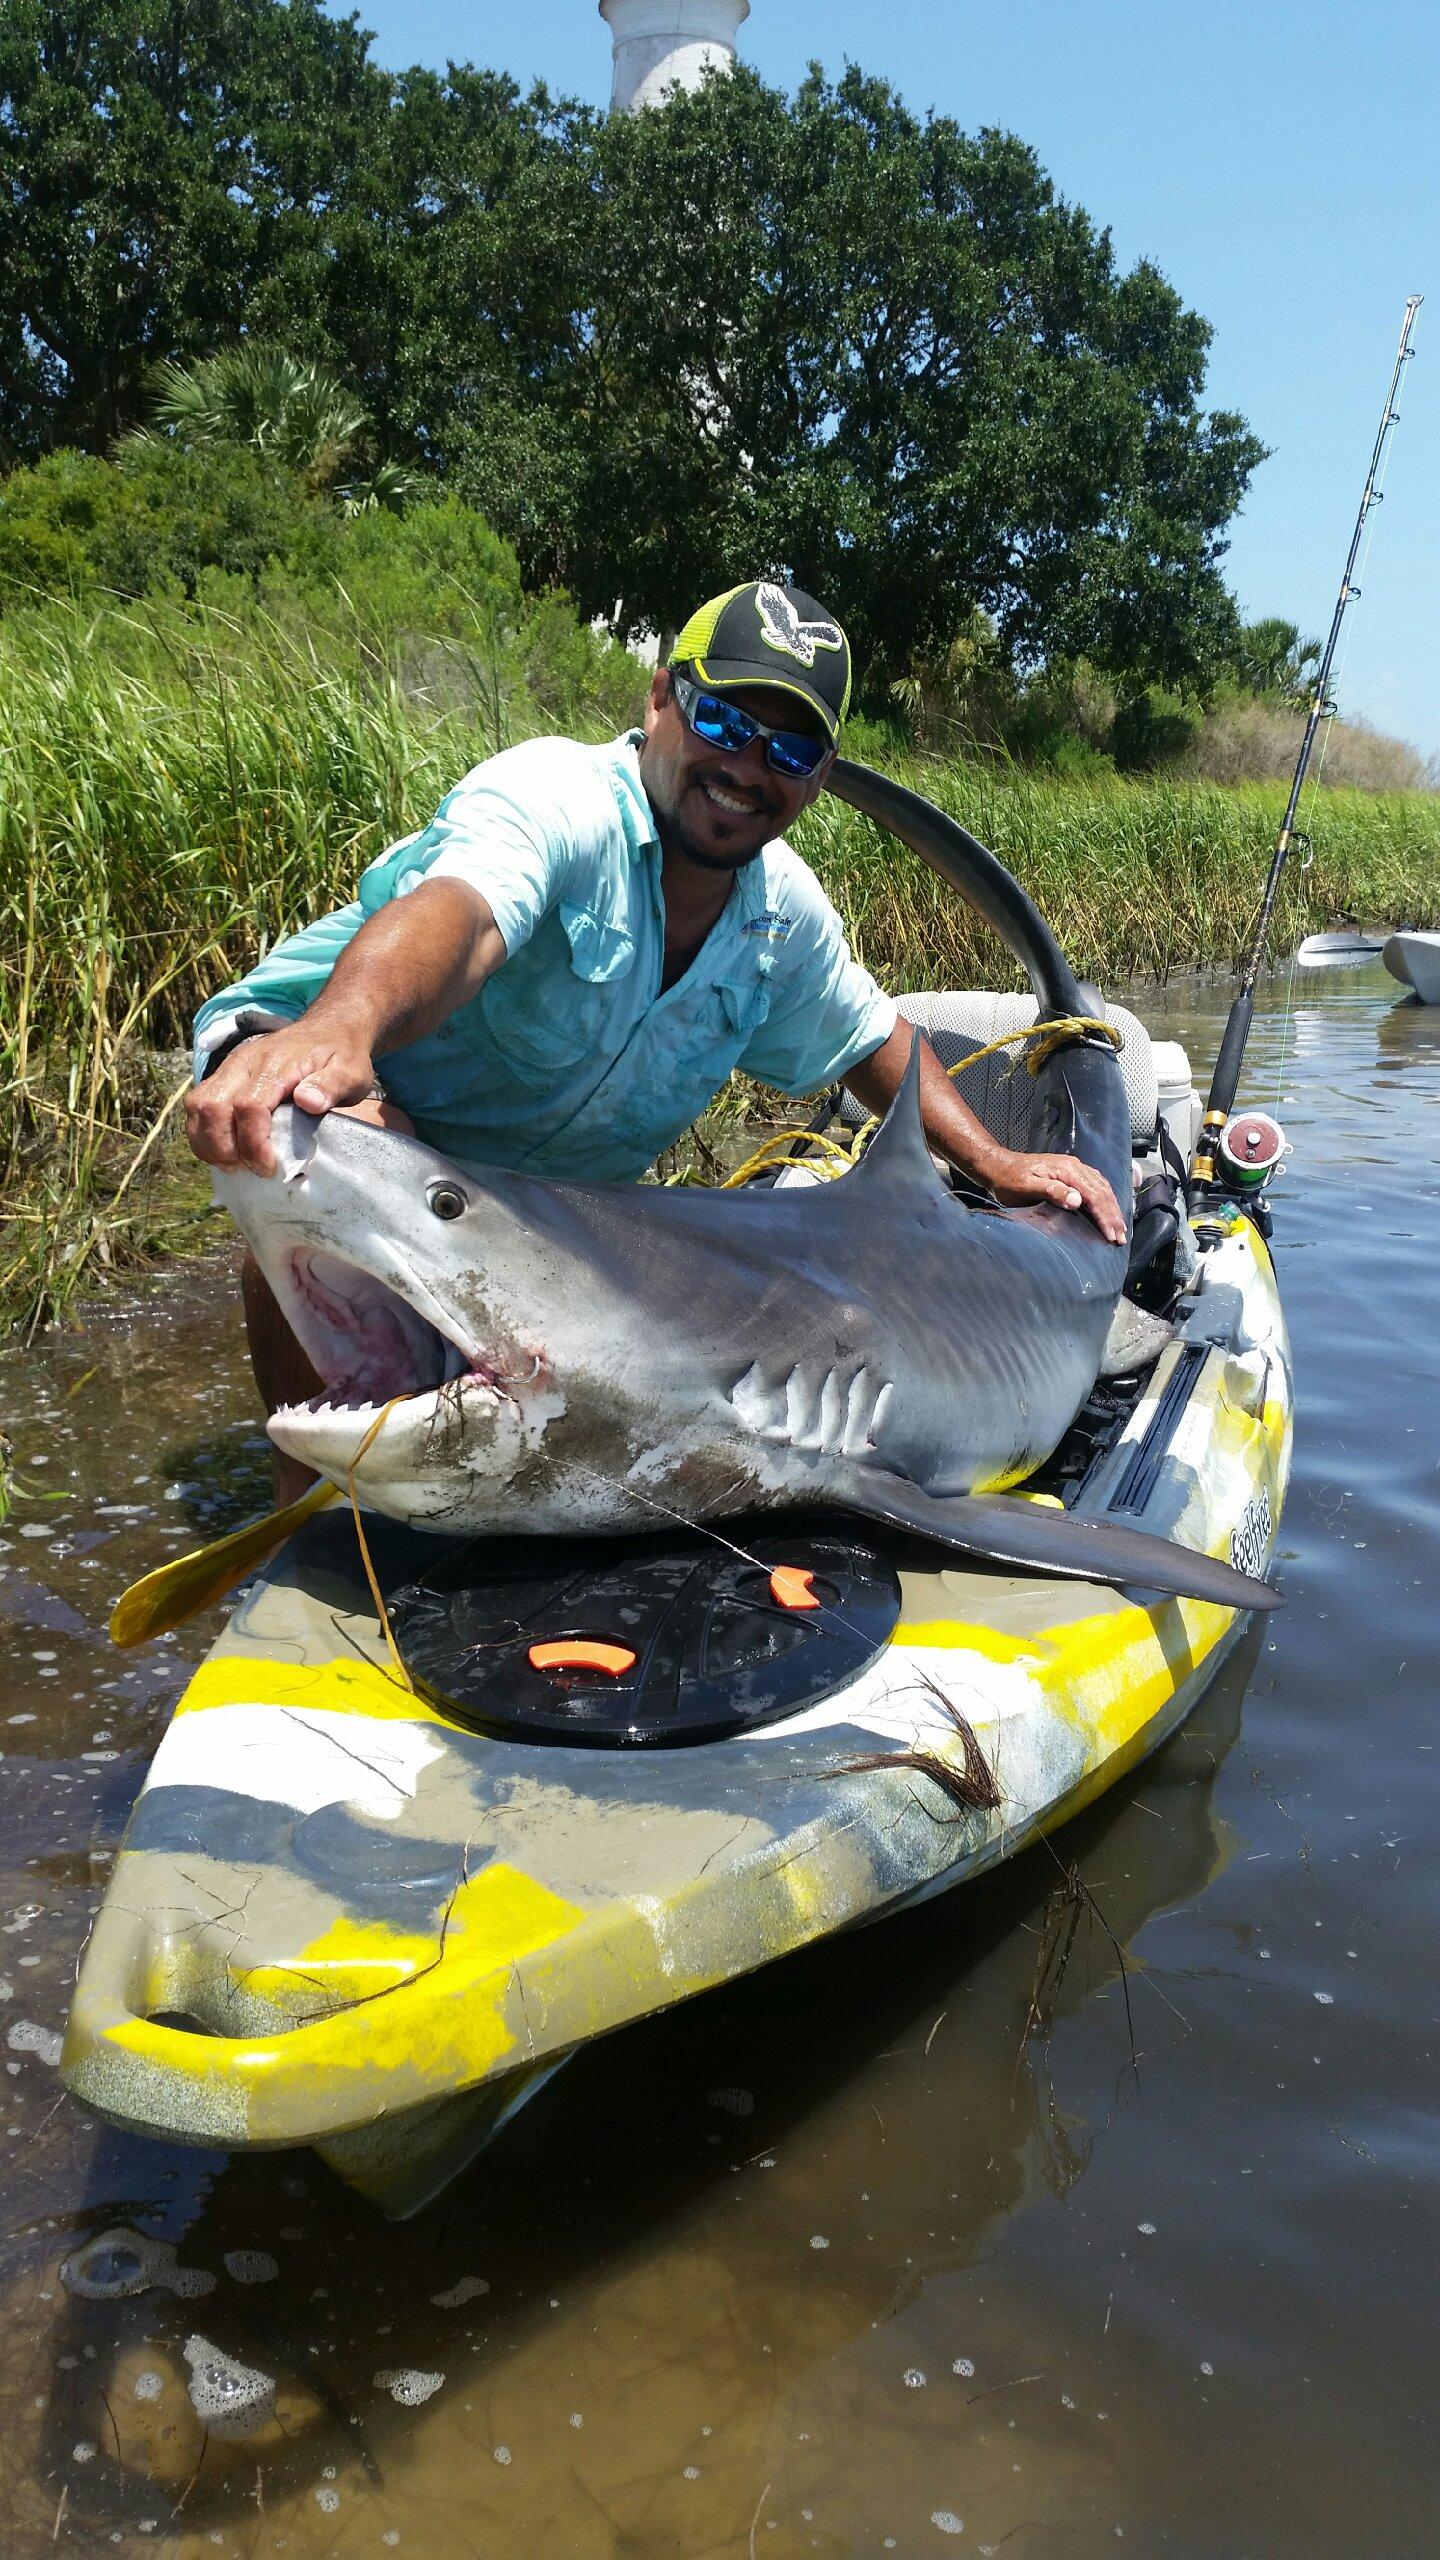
[836,992,1159,1153]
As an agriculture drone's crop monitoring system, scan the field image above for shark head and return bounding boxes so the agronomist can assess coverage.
[215,1106,627,1528]
[210,1053,970,1534]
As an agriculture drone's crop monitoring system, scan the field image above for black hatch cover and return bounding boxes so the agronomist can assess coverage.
[387,1523,901,1747]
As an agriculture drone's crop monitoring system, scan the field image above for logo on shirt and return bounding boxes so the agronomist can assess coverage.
[741,910,794,942]
[755,583,845,669]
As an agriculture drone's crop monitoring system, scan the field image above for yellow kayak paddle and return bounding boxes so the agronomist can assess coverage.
[109,1480,340,1648]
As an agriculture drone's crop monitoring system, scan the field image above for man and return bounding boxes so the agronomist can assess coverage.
[188,578,1123,1493]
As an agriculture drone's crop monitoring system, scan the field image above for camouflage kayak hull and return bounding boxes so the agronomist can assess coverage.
[62,1217,1290,2217]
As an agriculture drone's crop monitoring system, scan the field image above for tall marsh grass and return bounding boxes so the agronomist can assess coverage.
[0,584,622,1333]
[4,587,1439,1334]
[796,760,1440,988]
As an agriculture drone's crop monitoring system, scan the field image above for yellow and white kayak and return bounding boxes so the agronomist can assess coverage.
[61,1211,1289,2217]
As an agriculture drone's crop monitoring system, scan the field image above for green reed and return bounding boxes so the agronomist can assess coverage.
[795,763,1440,990]
[3,587,1438,1335]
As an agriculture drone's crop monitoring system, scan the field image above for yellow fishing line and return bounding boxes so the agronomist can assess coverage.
[344,1396,416,1694]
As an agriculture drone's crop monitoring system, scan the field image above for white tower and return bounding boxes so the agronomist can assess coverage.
[599,0,749,115]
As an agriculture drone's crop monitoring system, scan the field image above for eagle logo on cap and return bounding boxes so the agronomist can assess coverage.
[755,582,844,668]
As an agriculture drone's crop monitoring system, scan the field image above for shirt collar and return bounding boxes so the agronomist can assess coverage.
[614,731,660,853]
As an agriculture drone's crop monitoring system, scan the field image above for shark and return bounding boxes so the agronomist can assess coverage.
[211,762,1276,1613]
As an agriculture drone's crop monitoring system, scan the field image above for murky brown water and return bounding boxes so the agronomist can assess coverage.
[2,964,1437,2558]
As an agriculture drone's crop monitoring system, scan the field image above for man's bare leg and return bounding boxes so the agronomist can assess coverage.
[240,1250,326,1507]
[238,1097,416,1505]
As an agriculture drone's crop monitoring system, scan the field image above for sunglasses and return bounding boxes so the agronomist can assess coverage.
[670,672,833,780]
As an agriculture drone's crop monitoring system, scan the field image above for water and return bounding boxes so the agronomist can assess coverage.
[1,964,1437,2556]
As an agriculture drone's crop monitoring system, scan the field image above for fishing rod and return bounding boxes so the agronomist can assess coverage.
[1192,292,1423,1209]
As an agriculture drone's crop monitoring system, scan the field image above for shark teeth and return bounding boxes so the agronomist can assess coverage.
[272,1392,390,1429]
[274,1358,503,1435]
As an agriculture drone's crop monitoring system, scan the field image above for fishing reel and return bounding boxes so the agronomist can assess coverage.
[1219,1108,1288,1192]
[1192,1108,1288,1243]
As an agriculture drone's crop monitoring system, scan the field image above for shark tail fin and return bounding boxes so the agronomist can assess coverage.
[832,1468,1280,1613]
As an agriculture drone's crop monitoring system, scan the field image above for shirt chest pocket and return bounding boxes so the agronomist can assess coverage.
[657,960,775,1119]
[714,969,773,1045]
[479,902,637,1085]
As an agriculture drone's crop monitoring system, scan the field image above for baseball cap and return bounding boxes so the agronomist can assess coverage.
[670,580,852,743]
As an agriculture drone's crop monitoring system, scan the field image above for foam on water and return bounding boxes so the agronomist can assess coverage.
[61,2226,216,2302]
[429,2276,488,2309]
[223,2248,279,2285]
[6,2019,61,2065]
[182,2335,277,2438]
[375,2369,445,2407]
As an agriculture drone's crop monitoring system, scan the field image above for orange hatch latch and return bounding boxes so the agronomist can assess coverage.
[769,1565,820,1613]
[527,1638,637,1678]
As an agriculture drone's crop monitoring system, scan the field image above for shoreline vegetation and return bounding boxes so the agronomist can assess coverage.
[4,571,1439,1342]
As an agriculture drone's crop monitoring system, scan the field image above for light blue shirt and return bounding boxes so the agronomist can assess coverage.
[193,730,896,1185]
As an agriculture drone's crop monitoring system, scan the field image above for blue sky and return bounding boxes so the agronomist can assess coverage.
[341,0,1436,758]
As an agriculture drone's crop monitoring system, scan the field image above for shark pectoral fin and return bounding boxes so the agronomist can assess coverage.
[829,1469,1281,1613]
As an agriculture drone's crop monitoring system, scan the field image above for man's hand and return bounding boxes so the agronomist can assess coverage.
[975,1143,1128,1245]
[186,1025,380,1176]
[186,877,504,1177]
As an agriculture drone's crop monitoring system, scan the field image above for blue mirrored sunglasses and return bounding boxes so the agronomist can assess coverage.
[670,672,832,780]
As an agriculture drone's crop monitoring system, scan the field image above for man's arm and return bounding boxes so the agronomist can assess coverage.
[186,878,505,1176]
[842,1020,1127,1245]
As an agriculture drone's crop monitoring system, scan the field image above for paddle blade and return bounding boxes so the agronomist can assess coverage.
[833,1470,1281,1612]
[108,1481,340,1648]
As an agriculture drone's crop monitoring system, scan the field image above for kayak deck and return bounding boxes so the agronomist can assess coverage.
[62,1215,1290,2215]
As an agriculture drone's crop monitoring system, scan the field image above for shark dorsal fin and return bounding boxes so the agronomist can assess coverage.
[852,1028,947,1193]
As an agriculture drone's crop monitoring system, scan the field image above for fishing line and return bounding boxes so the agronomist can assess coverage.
[622,1478,882,1656]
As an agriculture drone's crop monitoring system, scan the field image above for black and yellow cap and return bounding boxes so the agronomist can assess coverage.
[670,580,852,742]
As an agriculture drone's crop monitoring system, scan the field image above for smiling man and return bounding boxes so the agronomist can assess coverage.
[187,578,1123,1485]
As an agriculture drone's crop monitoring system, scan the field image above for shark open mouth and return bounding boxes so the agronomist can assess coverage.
[278,1248,488,1417]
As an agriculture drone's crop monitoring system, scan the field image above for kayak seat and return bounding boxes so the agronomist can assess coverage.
[836,991,1160,1155]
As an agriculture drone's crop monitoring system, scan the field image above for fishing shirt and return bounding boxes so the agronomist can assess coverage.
[192,729,897,1185]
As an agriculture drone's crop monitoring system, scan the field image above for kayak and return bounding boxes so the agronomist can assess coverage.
[61,1159,1290,2216]
[1383,930,1440,1003]
[61,747,1291,2214]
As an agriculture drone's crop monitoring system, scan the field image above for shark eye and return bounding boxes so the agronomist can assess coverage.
[427,1181,468,1221]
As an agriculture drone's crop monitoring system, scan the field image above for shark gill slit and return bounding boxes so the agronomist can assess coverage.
[728,1360,896,1462]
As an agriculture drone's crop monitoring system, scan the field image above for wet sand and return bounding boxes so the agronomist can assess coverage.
[1,963,1437,2556]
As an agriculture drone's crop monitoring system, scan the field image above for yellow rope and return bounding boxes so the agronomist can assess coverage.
[953,1014,1125,1078]
[343,1395,416,1693]
[720,1015,1125,1191]
[719,1126,858,1188]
